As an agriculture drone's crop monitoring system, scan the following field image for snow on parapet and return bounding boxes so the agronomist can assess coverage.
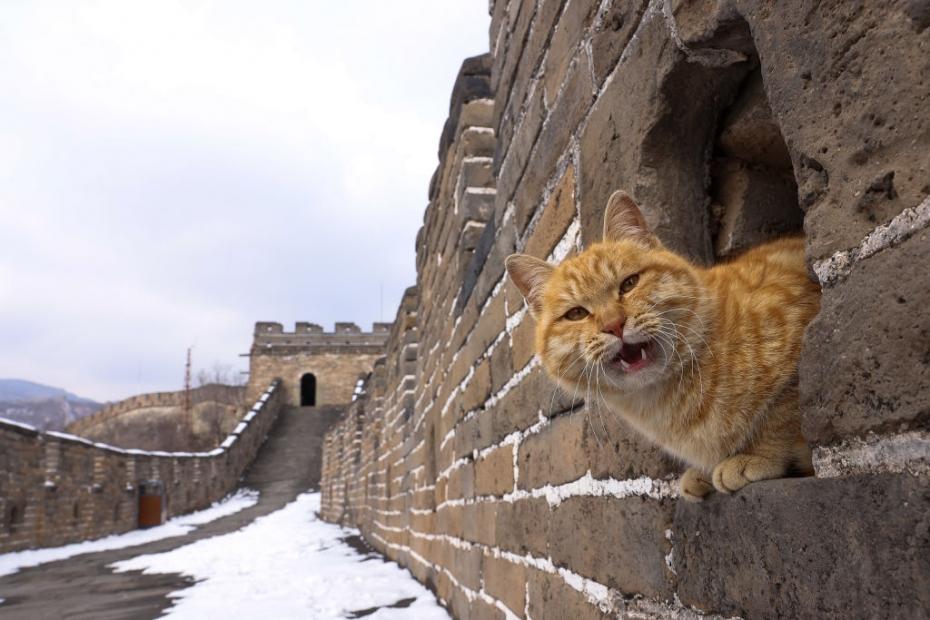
[0,417,39,434]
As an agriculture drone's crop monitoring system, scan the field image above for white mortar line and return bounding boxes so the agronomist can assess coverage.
[814,194,930,286]
[813,430,930,478]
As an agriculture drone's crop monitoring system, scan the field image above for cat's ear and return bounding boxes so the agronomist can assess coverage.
[505,254,554,318]
[602,190,656,245]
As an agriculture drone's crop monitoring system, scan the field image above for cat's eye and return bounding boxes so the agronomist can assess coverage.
[620,273,639,294]
[563,307,589,321]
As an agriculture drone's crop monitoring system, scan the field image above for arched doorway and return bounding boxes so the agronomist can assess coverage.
[300,373,316,406]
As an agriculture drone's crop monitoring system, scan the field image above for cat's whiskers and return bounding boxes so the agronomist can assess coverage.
[682,339,706,405]
[642,307,713,359]
[548,348,587,417]
[580,358,604,446]
[652,324,688,393]
[565,351,590,420]
[590,361,613,444]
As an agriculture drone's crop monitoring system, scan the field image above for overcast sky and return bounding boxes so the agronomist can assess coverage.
[0,1,489,402]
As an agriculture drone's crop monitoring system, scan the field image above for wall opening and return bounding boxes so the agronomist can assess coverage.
[630,16,806,266]
[708,65,804,258]
[300,373,317,407]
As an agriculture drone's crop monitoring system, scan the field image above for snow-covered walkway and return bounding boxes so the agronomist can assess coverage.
[113,492,448,619]
[0,406,448,619]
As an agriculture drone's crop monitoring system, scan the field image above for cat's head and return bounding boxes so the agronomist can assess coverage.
[506,191,708,395]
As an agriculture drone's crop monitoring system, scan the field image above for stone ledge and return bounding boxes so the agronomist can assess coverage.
[674,473,930,619]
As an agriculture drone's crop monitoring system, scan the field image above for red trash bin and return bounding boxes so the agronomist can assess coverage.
[138,480,166,528]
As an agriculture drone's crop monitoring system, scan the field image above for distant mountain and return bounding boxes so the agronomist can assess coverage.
[0,379,101,432]
[0,378,96,404]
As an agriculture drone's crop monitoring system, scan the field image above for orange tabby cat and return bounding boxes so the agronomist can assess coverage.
[505,191,821,501]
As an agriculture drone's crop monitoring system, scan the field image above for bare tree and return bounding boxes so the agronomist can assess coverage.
[195,362,246,387]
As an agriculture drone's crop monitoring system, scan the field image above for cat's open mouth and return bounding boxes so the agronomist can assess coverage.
[608,339,655,373]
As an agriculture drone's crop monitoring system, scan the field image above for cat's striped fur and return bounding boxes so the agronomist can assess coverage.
[506,191,821,501]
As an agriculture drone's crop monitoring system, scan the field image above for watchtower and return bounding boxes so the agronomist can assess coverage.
[245,321,391,407]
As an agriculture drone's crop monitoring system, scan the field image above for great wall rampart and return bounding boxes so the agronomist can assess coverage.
[320,1,930,618]
[0,1,926,616]
[0,381,284,554]
[66,383,245,437]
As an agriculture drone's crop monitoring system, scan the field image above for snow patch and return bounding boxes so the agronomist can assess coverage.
[112,493,448,620]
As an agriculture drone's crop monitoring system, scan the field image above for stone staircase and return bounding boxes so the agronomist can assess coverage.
[242,404,346,499]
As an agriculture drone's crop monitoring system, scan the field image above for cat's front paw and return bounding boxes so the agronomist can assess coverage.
[679,467,713,502]
[712,456,752,494]
[712,454,786,494]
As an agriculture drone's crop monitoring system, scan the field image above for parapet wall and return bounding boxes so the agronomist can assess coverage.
[66,383,245,437]
[321,1,930,619]
[0,381,283,554]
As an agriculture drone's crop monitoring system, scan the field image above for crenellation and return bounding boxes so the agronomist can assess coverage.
[251,321,390,350]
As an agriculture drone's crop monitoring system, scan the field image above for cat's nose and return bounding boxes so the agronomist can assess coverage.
[601,318,625,339]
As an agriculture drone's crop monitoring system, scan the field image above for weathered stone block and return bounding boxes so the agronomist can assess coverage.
[497,86,545,199]
[589,0,649,85]
[447,461,475,501]
[489,338,513,394]
[463,500,498,547]
[469,596,506,620]
[544,0,599,106]
[509,315,537,372]
[674,474,930,619]
[801,231,930,444]
[468,292,507,359]
[483,552,527,616]
[496,497,550,557]
[524,165,576,259]
[549,495,675,598]
[492,0,537,127]
[491,367,580,447]
[461,360,492,415]
[475,445,515,496]
[527,568,611,620]
[518,408,677,490]
[516,51,594,234]
[450,545,483,591]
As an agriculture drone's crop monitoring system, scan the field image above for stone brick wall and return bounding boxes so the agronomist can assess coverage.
[0,381,283,554]
[320,1,929,618]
